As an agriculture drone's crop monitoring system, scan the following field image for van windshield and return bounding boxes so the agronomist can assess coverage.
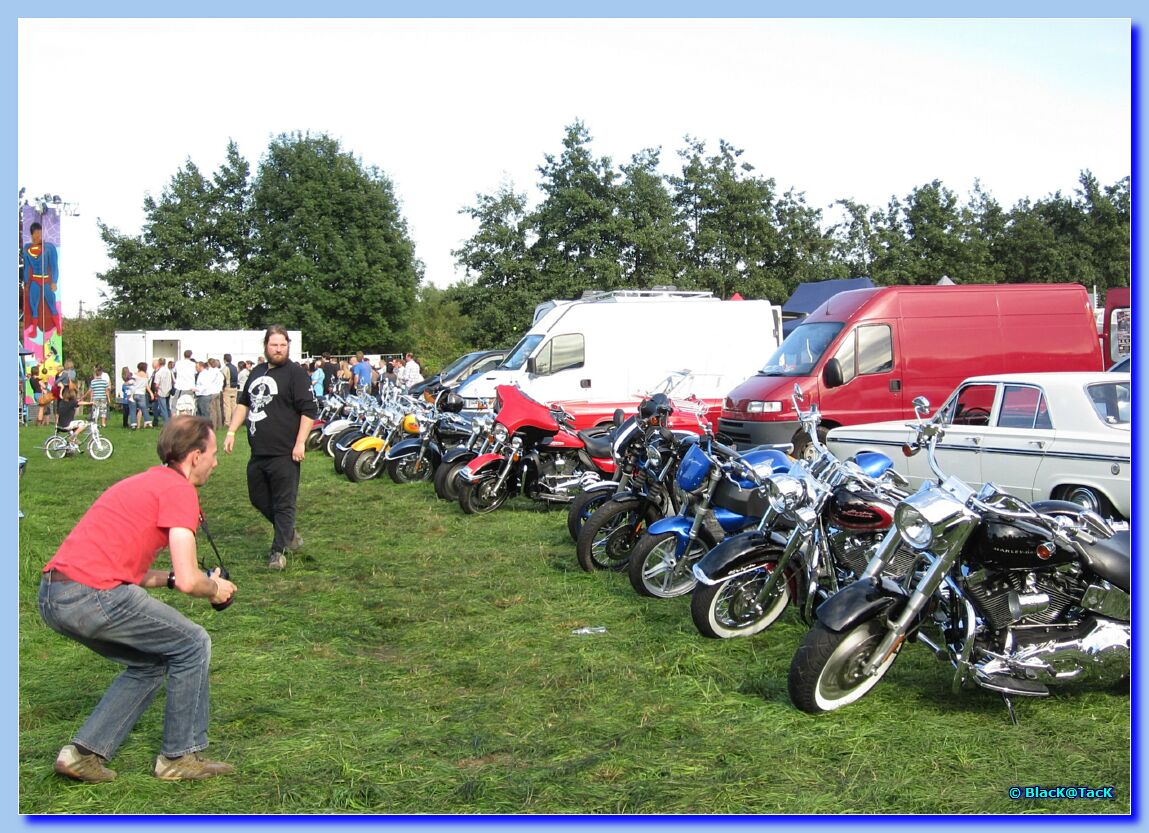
[501,335,543,371]
[758,322,844,376]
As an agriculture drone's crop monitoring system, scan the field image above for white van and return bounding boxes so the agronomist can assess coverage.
[456,289,783,410]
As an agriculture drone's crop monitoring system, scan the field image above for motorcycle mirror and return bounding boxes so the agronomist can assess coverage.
[793,383,804,402]
[912,395,931,417]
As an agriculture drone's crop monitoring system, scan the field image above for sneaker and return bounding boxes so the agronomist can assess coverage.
[288,532,303,551]
[267,551,287,570]
[55,744,117,783]
[153,752,236,781]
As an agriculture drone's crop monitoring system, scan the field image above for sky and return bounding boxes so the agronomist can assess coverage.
[16,16,1132,319]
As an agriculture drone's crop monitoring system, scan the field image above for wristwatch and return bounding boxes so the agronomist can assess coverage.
[167,570,176,590]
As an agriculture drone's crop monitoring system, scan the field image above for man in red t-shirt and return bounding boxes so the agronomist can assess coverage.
[39,416,239,782]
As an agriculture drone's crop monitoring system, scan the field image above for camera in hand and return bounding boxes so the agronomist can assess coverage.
[206,566,233,611]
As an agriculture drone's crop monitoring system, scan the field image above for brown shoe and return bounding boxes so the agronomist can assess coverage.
[153,751,236,781]
[55,744,117,783]
[288,532,303,551]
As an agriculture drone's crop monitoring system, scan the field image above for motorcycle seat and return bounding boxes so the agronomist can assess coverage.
[578,431,615,460]
[1079,530,1130,593]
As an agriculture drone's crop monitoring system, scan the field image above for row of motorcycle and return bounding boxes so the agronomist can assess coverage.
[310,380,1130,720]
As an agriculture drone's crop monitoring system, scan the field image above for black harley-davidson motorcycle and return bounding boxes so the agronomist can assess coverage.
[787,396,1130,721]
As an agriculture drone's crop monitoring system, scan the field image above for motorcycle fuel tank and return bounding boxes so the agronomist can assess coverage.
[827,486,896,531]
[967,517,1077,570]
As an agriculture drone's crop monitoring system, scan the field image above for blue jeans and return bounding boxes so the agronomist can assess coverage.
[38,575,213,759]
[132,393,150,425]
[152,395,170,425]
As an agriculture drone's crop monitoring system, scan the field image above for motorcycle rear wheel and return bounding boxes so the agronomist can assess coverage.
[566,487,617,542]
[691,554,790,639]
[788,619,902,714]
[387,454,433,484]
[433,459,468,502]
[306,427,325,452]
[458,475,508,515]
[628,531,708,598]
[576,498,647,572]
[346,449,382,482]
[87,437,114,461]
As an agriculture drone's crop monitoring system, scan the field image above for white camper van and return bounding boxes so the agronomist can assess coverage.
[456,289,783,411]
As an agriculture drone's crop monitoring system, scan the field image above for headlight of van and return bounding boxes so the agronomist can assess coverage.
[895,503,933,549]
[747,401,783,414]
[493,423,509,443]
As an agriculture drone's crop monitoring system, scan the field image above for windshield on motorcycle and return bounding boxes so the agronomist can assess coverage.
[501,335,544,371]
[758,323,844,377]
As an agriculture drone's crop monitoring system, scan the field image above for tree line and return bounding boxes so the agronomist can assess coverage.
[90,121,1129,373]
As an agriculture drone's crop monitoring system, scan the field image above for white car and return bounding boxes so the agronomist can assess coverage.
[826,372,1131,519]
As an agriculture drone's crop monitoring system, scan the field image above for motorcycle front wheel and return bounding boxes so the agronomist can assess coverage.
[458,474,508,515]
[433,459,468,501]
[576,498,647,572]
[87,437,114,461]
[788,619,902,714]
[628,531,708,598]
[566,487,616,542]
[690,554,790,639]
[387,454,433,484]
[306,426,325,452]
[346,449,383,482]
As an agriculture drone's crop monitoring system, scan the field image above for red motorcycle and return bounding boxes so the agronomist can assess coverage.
[456,385,619,515]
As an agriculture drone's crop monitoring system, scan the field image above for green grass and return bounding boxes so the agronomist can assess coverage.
[18,424,1131,814]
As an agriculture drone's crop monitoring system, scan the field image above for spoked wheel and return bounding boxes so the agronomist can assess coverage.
[788,619,902,714]
[566,487,617,542]
[433,459,469,502]
[690,554,790,639]
[44,436,69,460]
[346,449,383,482]
[628,531,708,598]
[387,454,433,484]
[576,499,647,572]
[87,437,114,460]
[458,474,508,515]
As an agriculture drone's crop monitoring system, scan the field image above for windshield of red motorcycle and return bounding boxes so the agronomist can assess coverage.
[495,386,560,433]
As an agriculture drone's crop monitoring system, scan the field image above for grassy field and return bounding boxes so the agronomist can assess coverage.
[17,423,1131,815]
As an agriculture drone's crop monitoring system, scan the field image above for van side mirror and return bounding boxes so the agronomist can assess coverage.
[823,358,844,389]
[526,357,537,375]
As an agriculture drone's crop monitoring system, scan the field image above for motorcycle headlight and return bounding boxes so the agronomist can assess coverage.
[894,503,934,549]
[765,475,804,513]
[493,423,509,443]
[646,445,663,470]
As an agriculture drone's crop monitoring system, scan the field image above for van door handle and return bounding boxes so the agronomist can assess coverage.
[889,380,902,392]
[1030,440,1046,449]
[580,379,591,389]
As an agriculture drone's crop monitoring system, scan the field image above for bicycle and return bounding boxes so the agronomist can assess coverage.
[44,420,114,461]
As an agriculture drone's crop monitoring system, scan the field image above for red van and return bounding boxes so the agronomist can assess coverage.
[719,283,1104,456]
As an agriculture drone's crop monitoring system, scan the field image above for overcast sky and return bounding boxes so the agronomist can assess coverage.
[17,17,1132,318]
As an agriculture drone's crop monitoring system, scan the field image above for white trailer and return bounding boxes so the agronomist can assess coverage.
[113,329,304,375]
[456,289,783,408]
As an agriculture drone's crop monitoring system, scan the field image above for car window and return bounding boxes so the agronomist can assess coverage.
[1086,381,1131,426]
[534,334,585,375]
[996,385,1050,430]
[942,383,997,427]
[856,325,893,375]
[473,357,503,374]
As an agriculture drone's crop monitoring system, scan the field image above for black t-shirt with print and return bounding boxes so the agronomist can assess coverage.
[237,361,318,457]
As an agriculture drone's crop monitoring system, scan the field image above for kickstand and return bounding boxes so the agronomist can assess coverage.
[1002,694,1019,726]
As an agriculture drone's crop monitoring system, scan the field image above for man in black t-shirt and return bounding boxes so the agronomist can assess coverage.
[224,326,318,570]
[321,353,339,397]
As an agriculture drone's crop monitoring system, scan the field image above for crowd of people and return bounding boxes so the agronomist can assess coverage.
[303,351,422,400]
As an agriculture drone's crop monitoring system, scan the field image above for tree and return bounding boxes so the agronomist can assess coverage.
[616,148,683,288]
[58,311,115,382]
[246,132,420,354]
[98,141,253,328]
[404,284,475,375]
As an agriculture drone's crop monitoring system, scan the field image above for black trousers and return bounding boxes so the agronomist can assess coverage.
[246,455,300,554]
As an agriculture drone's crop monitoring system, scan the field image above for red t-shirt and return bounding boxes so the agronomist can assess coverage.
[44,466,201,589]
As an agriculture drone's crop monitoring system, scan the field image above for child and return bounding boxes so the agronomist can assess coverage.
[55,384,88,443]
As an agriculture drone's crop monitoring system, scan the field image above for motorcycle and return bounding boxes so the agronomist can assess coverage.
[456,385,618,515]
[433,412,499,502]
[787,395,1130,721]
[626,434,790,599]
[690,387,911,639]
[344,394,426,483]
[382,390,472,484]
[306,393,347,451]
[574,395,695,572]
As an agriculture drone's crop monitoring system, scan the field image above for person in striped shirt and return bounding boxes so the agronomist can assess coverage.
[88,366,112,428]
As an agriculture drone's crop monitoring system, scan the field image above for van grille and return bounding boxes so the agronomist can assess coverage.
[717,419,754,449]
